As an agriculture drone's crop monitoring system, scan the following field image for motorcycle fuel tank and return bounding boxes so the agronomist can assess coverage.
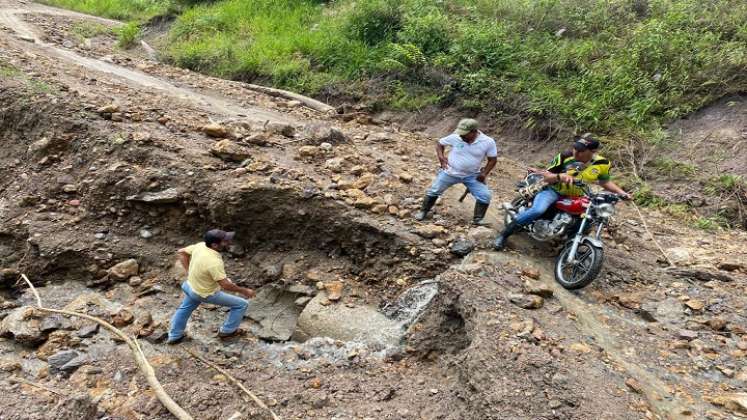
[554,196,589,215]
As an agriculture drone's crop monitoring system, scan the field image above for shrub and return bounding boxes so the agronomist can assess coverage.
[117,22,141,48]
[344,0,402,45]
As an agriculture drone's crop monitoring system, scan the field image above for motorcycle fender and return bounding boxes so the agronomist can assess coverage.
[581,236,603,249]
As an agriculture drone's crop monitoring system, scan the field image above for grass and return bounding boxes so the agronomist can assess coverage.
[40,0,747,130]
[39,0,172,21]
[117,22,141,48]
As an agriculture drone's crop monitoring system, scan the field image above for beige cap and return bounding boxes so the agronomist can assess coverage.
[454,118,479,136]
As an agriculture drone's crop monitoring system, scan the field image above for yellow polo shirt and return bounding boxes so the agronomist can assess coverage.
[183,242,226,298]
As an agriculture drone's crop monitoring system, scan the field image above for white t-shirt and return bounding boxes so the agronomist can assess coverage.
[439,132,498,177]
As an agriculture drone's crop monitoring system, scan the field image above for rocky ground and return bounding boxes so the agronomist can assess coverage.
[1,2,747,419]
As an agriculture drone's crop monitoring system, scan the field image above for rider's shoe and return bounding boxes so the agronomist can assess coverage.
[472,202,490,226]
[414,195,438,221]
[494,221,520,250]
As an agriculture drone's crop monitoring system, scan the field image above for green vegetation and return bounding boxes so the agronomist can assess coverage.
[651,158,696,178]
[39,0,172,21]
[116,22,142,48]
[71,21,112,40]
[41,0,747,134]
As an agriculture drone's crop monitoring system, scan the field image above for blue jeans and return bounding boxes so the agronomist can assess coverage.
[426,170,492,204]
[168,281,249,340]
[514,188,560,225]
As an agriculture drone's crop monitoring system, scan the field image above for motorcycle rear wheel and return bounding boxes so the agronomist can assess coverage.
[554,242,604,289]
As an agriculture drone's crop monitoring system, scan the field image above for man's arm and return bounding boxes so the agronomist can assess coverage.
[218,278,256,299]
[477,157,497,182]
[436,143,448,169]
[177,249,191,272]
[599,180,631,199]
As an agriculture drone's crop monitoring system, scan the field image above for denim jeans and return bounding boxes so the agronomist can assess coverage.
[426,170,492,204]
[514,188,560,225]
[168,281,249,340]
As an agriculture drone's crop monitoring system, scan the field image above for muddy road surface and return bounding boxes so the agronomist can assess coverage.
[1,1,747,419]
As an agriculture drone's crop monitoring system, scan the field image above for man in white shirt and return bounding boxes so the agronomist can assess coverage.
[414,118,498,225]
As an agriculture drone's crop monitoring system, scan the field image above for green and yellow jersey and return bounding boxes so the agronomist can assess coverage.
[547,151,612,197]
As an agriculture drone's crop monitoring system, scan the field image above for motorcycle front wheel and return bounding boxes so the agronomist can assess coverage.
[554,242,604,289]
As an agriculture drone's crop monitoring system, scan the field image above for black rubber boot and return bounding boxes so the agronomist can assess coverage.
[414,195,438,221]
[472,202,490,226]
[493,221,521,250]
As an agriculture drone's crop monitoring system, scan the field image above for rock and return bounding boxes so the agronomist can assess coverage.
[666,266,735,282]
[324,158,344,173]
[711,393,747,414]
[677,329,699,341]
[27,137,51,155]
[684,299,705,311]
[415,225,447,239]
[298,145,318,158]
[60,354,89,373]
[569,342,592,353]
[248,286,305,341]
[111,309,134,327]
[523,279,553,298]
[353,173,375,190]
[521,268,541,280]
[295,296,312,306]
[508,293,544,309]
[76,323,99,338]
[1,268,20,286]
[202,122,228,138]
[467,226,494,248]
[302,123,348,144]
[311,393,330,409]
[48,350,79,371]
[398,173,413,183]
[211,139,251,162]
[708,318,727,331]
[294,292,400,345]
[265,122,296,138]
[0,306,46,345]
[40,315,69,333]
[126,188,180,204]
[353,196,376,209]
[319,142,333,152]
[450,238,475,257]
[367,132,391,143]
[625,378,643,394]
[108,259,139,280]
[323,281,344,301]
[97,104,119,114]
[717,261,744,272]
[62,184,78,193]
[640,297,684,325]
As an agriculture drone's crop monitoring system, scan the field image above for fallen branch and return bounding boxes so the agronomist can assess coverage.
[185,348,280,420]
[20,274,193,420]
[10,376,68,397]
[629,203,675,267]
[243,83,335,114]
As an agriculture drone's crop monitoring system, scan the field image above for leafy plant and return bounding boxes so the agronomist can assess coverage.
[117,22,141,48]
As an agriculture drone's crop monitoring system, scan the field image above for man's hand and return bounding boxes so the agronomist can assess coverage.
[241,288,256,299]
[439,157,449,170]
[558,174,575,184]
[619,192,632,201]
[476,174,486,183]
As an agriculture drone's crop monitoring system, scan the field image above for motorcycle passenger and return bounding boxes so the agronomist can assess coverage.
[493,134,631,250]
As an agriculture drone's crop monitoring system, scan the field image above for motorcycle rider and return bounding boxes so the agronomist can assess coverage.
[414,118,498,225]
[494,134,631,250]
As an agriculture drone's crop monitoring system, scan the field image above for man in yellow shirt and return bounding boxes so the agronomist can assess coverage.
[167,229,255,344]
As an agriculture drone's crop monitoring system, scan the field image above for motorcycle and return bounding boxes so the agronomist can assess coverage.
[502,172,622,289]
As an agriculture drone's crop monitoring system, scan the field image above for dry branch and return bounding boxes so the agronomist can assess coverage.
[629,203,675,267]
[243,83,335,114]
[185,348,281,420]
[20,274,194,420]
[10,376,68,397]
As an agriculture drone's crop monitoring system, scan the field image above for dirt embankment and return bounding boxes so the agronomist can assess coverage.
[1,3,747,420]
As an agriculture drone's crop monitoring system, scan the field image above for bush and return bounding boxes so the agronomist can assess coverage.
[116,22,141,48]
[344,0,402,45]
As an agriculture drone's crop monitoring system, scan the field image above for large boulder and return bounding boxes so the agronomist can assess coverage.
[247,286,306,341]
[108,259,139,280]
[294,292,401,346]
[0,306,47,345]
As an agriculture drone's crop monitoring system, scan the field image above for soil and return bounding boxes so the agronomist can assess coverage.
[1,2,747,420]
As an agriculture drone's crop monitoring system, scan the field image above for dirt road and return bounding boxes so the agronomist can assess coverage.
[1,1,746,419]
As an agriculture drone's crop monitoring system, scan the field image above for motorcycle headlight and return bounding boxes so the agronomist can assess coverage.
[596,203,615,218]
